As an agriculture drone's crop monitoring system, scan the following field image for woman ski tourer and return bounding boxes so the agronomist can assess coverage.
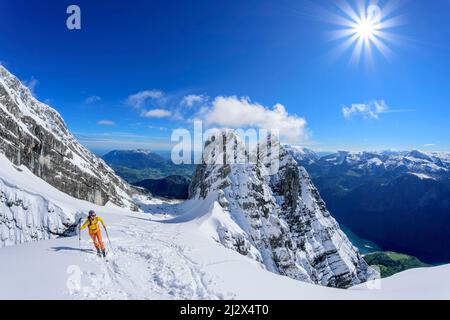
[80,210,108,257]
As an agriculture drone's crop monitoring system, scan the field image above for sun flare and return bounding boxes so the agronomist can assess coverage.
[326,0,405,65]
[356,19,376,39]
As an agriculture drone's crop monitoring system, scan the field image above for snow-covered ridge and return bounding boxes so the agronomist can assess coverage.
[283,145,320,164]
[188,131,377,288]
[322,149,450,172]
[293,147,450,179]
[0,65,136,209]
[0,66,68,141]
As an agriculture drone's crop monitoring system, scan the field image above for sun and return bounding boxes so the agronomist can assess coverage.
[325,0,405,65]
[356,19,376,39]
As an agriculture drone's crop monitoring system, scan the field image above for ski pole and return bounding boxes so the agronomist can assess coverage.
[78,226,81,250]
[103,227,114,252]
[78,218,83,254]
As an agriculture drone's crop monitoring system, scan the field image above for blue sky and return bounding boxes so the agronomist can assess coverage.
[1,0,450,153]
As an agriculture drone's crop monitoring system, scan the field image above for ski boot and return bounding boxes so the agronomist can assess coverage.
[96,247,102,257]
[102,249,107,258]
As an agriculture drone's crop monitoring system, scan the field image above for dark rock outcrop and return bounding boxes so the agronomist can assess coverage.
[0,65,136,210]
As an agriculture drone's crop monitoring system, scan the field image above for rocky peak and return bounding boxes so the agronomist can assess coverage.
[0,65,136,210]
[189,130,377,288]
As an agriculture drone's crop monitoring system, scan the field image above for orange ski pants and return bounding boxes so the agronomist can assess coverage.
[89,230,105,250]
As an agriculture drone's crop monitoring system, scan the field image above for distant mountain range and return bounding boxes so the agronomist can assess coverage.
[101,149,195,199]
[102,149,195,183]
[289,147,450,264]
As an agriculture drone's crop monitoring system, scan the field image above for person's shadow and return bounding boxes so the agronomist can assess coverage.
[51,246,95,254]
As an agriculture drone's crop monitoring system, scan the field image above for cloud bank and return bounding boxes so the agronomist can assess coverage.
[123,90,308,144]
[199,96,308,143]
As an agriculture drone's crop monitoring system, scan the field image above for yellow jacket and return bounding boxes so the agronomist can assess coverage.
[80,216,106,234]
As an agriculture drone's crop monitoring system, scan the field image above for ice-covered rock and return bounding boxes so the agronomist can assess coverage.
[0,177,81,247]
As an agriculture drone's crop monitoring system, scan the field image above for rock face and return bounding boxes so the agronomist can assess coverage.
[189,130,376,288]
[0,65,136,210]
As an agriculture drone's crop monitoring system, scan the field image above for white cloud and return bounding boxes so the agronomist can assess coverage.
[200,96,308,143]
[181,94,206,107]
[97,120,116,126]
[342,100,389,120]
[142,109,172,118]
[125,90,164,109]
[85,95,102,104]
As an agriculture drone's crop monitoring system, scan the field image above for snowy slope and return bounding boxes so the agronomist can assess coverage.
[0,153,449,299]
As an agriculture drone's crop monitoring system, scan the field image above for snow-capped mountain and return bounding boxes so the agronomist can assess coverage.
[283,145,320,165]
[188,131,377,288]
[292,148,450,264]
[0,65,135,210]
[317,150,450,178]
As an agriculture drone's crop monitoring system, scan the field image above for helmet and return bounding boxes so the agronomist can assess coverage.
[88,210,96,217]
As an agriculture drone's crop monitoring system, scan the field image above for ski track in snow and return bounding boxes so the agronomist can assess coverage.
[73,219,223,300]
